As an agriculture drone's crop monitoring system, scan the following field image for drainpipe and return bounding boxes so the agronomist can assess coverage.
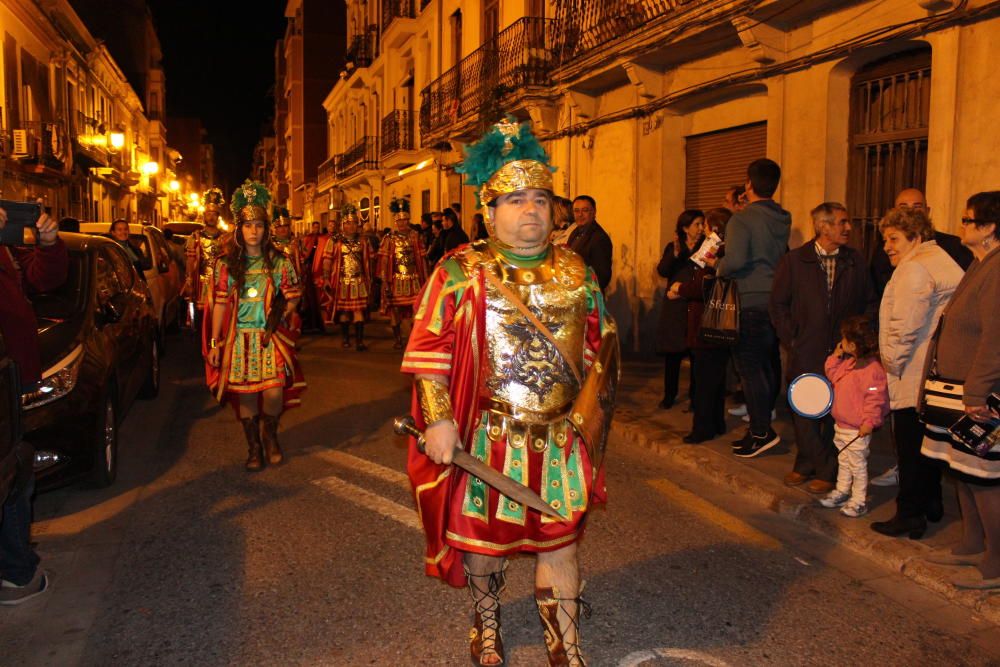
[632,114,640,353]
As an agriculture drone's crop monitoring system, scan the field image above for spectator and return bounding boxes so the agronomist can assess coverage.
[920,191,1000,588]
[671,208,732,442]
[0,204,66,605]
[550,196,576,245]
[770,202,874,488]
[419,213,434,249]
[715,158,790,456]
[872,207,964,539]
[110,218,146,270]
[656,209,705,410]
[870,189,973,295]
[440,207,469,253]
[472,213,489,240]
[724,185,746,213]
[426,218,445,267]
[817,315,890,518]
[568,195,613,291]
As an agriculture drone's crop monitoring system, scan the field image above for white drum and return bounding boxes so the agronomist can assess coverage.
[787,373,834,419]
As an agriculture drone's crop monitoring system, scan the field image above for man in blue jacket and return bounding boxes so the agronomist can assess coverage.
[715,159,790,457]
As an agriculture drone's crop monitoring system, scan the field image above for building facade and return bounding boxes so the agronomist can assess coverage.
[318,0,1000,350]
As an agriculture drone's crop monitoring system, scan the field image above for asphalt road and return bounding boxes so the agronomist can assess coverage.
[1,328,998,666]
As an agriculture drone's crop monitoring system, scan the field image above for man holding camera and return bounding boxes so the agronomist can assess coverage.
[0,203,66,605]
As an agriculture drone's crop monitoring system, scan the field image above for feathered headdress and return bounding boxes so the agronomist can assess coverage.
[389,196,410,220]
[272,205,291,224]
[340,202,358,222]
[456,116,555,208]
[202,187,225,212]
[231,180,271,222]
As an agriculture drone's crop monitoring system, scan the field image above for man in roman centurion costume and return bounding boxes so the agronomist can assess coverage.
[320,203,375,350]
[402,119,619,667]
[185,187,229,321]
[378,196,428,349]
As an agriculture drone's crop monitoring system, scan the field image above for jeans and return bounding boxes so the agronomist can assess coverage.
[0,461,39,586]
[732,308,779,436]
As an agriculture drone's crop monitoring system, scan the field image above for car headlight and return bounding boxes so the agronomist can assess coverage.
[22,344,84,410]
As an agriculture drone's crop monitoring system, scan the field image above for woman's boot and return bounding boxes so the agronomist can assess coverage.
[466,566,507,666]
[534,585,591,666]
[240,416,263,471]
[260,414,283,465]
[341,323,352,348]
[355,323,367,352]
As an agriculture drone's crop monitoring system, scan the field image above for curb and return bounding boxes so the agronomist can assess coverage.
[612,408,1000,626]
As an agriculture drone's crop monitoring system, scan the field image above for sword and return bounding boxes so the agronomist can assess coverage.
[393,415,564,520]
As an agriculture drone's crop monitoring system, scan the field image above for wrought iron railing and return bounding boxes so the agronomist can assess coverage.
[381,110,414,156]
[551,0,710,65]
[419,17,553,140]
[345,25,379,69]
[318,154,339,185]
[382,0,415,34]
[336,136,379,179]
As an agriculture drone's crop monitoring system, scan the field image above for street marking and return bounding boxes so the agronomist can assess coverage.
[312,475,421,531]
[647,479,781,552]
[619,648,731,667]
[315,450,410,490]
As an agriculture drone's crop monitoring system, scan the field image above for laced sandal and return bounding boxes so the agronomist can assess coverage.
[466,565,507,666]
[534,584,593,667]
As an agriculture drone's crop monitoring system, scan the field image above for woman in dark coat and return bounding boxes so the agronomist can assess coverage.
[656,209,704,408]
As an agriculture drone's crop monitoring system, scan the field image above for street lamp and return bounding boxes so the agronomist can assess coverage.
[168,179,180,192]
[109,130,125,151]
[142,161,160,175]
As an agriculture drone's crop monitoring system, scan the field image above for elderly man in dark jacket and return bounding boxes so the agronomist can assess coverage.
[568,195,613,291]
[770,202,875,494]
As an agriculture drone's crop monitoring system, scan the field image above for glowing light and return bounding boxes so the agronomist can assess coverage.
[188,192,200,203]
[142,161,160,175]
[109,131,125,150]
[168,179,180,192]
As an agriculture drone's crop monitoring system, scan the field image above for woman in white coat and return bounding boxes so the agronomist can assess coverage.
[873,207,964,539]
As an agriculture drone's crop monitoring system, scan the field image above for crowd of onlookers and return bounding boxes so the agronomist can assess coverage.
[651,158,1000,589]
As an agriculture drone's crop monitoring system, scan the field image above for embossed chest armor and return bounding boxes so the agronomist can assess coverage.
[391,233,417,276]
[477,245,588,420]
[340,236,365,282]
[198,232,223,276]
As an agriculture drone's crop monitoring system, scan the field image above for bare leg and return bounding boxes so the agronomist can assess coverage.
[464,552,507,666]
[953,480,986,556]
[971,485,1000,579]
[261,386,283,417]
[536,543,586,665]
[237,393,257,419]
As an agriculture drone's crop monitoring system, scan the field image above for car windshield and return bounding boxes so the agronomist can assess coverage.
[30,251,88,319]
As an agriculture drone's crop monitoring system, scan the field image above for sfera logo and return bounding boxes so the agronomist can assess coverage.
[708,300,736,311]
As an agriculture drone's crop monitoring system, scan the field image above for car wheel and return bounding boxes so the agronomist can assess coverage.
[138,336,160,399]
[91,392,118,488]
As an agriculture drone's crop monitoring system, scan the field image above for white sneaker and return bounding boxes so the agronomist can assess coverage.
[870,465,899,487]
[840,501,868,518]
[741,409,778,423]
[728,404,748,417]
[819,490,850,508]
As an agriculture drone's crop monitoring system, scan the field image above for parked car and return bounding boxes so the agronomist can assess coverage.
[22,232,158,489]
[162,220,204,241]
[79,222,185,341]
[0,328,28,503]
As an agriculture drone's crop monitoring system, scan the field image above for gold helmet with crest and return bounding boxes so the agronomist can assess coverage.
[230,180,271,223]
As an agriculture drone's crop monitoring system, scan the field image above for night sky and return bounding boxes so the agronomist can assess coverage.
[147,0,286,194]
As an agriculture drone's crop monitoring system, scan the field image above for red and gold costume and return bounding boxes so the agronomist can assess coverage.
[185,187,229,310]
[402,240,615,586]
[379,230,426,311]
[320,231,374,322]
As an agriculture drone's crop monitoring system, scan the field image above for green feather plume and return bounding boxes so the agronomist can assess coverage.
[230,180,271,218]
[456,116,555,205]
[272,205,290,221]
[389,196,410,214]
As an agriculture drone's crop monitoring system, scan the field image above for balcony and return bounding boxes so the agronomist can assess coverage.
[380,110,415,166]
[317,154,339,191]
[345,25,379,70]
[12,121,67,173]
[382,0,418,46]
[336,136,380,181]
[419,17,553,146]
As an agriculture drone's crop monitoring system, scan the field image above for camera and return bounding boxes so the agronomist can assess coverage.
[0,200,42,246]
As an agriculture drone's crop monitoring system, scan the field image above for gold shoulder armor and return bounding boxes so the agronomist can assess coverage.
[553,245,587,290]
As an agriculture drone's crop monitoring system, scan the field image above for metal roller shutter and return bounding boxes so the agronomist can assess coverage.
[684,122,767,211]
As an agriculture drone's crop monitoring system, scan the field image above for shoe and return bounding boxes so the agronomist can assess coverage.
[840,501,868,518]
[0,570,50,606]
[683,432,715,444]
[784,471,812,487]
[951,570,1000,590]
[733,429,781,458]
[241,416,264,471]
[819,490,849,508]
[659,398,675,410]
[260,414,283,466]
[741,409,777,423]
[924,550,984,566]
[925,498,944,523]
[870,465,899,487]
[732,431,751,448]
[728,403,747,417]
[806,479,835,495]
[871,514,927,540]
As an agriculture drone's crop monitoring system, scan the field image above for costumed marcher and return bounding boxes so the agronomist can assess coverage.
[402,118,619,667]
[205,181,305,471]
[185,187,229,328]
[320,204,374,350]
[270,205,304,336]
[378,196,428,349]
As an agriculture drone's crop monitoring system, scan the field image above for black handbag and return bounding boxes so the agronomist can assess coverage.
[699,277,740,346]
[919,317,966,428]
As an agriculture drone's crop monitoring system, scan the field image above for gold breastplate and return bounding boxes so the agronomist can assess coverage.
[392,233,417,276]
[479,245,588,420]
[341,238,364,280]
[199,233,223,276]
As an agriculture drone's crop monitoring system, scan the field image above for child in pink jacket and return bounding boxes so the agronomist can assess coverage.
[819,315,890,517]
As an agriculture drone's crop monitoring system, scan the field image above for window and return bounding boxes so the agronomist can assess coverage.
[847,48,931,258]
[483,0,499,42]
[421,189,431,218]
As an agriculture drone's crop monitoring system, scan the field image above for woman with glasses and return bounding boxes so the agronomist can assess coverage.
[920,191,1000,588]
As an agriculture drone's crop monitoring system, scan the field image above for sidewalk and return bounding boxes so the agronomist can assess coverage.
[613,359,1000,624]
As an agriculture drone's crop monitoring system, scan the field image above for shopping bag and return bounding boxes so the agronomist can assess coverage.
[699,277,740,346]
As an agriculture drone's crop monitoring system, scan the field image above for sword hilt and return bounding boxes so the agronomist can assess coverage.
[393,415,426,452]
